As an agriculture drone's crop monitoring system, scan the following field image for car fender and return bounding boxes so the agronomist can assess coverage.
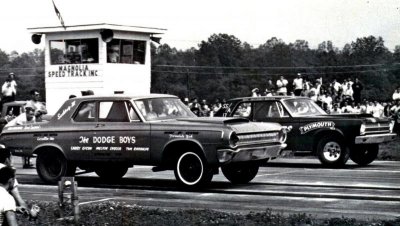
[33,143,66,158]
[161,138,214,166]
[312,128,346,154]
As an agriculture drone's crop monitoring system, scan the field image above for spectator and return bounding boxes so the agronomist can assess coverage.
[189,98,201,116]
[343,83,354,102]
[331,103,342,114]
[210,98,222,117]
[276,75,288,95]
[251,88,260,97]
[264,88,273,97]
[26,89,47,122]
[341,101,353,113]
[332,78,341,94]
[393,87,400,101]
[1,73,17,105]
[183,97,190,107]
[352,78,363,104]
[0,166,18,226]
[0,147,28,216]
[199,99,210,117]
[292,73,303,96]
[5,103,36,168]
[308,83,318,102]
[266,79,275,93]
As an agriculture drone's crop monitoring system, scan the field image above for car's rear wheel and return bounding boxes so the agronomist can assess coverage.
[174,151,213,187]
[36,150,76,184]
[350,144,379,166]
[95,165,128,181]
[316,136,349,167]
[221,163,259,184]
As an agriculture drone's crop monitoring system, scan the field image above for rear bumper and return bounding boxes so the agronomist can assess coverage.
[355,133,397,144]
[217,143,287,163]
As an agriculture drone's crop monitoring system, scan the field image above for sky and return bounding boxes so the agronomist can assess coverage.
[0,0,399,54]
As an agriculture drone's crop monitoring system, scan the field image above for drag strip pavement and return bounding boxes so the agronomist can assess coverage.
[16,158,400,220]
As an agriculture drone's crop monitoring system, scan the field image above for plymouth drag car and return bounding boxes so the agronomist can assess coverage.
[0,94,288,187]
[216,96,396,167]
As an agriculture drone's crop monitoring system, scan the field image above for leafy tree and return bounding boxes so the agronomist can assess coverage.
[196,33,243,66]
[0,49,9,69]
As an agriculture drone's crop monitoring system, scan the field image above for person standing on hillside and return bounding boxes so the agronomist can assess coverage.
[276,75,288,96]
[1,73,18,107]
[292,73,303,96]
[352,78,363,104]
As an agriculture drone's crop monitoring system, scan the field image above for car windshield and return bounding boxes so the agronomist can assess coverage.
[283,98,327,116]
[134,98,196,121]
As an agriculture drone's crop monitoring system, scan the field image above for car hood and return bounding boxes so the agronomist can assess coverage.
[316,114,391,123]
[176,117,282,133]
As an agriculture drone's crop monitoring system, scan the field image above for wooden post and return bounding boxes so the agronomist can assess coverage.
[58,177,79,224]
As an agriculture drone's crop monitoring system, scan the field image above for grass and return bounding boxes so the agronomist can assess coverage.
[17,201,400,226]
[379,136,400,160]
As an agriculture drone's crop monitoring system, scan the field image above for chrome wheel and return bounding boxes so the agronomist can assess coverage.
[322,141,342,162]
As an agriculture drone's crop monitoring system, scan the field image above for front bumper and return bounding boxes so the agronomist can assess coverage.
[355,133,397,144]
[217,143,287,163]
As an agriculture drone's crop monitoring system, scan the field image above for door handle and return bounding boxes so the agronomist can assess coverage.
[95,124,105,128]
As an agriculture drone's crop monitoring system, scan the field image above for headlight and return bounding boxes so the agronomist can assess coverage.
[389,120,395,133]
[279,129,287,143]
[229,132,239,148]
[360,123,366,135]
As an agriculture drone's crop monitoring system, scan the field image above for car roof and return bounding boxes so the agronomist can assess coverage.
[227,96,309,102]
[70,94,178,101]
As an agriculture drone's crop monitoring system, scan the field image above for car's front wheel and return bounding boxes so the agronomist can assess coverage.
[174,151,213,187]
[221,163,259,184]
[350,144,379,166]
[316,136,349,167]
[36,150,76,184]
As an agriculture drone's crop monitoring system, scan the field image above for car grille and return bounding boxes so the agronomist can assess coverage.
[237,132,280,145]
[365,122,391,134]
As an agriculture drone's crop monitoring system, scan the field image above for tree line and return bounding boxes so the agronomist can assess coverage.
[0,34,399,102]
[151,34,400,102]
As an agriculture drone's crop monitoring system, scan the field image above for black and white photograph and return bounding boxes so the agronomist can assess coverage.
[0,0,399,225]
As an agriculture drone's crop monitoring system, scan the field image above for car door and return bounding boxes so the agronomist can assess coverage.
[93,100,151,162]
[252,101,301,150]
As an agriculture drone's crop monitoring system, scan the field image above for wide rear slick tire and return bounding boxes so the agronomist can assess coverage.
[221,163,259,184]
[317,136,349,167]
[174,151,213,188]
[350,144,379,166]
[36,151,76,184]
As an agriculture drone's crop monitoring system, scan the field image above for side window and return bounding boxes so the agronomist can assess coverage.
[99,101,129,122]
[74,101,96,122]
[233,102,252,117]
[127,102,140,121]
[254,101,289,119]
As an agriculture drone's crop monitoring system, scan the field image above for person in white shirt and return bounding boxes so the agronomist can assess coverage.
[0,166,18,226]
[251,88,261,97]
[292,73,303,96]
[1,73,17,104]
[332,79,341,94]
[331,103,342,114]
[392,87,400,101]
[276,75,288,96]
[341,101,353,113]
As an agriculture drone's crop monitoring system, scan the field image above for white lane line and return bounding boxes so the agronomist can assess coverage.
[256,170,300,177]
[79,198,114,206]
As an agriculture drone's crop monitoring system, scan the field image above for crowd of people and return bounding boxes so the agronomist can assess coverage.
[184,73,400,134]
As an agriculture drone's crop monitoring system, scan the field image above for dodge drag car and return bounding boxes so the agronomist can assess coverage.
[0,94,288,187]
[216,96,396,167]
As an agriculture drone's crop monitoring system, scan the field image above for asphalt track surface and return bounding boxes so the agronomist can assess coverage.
[14,158,400,221]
